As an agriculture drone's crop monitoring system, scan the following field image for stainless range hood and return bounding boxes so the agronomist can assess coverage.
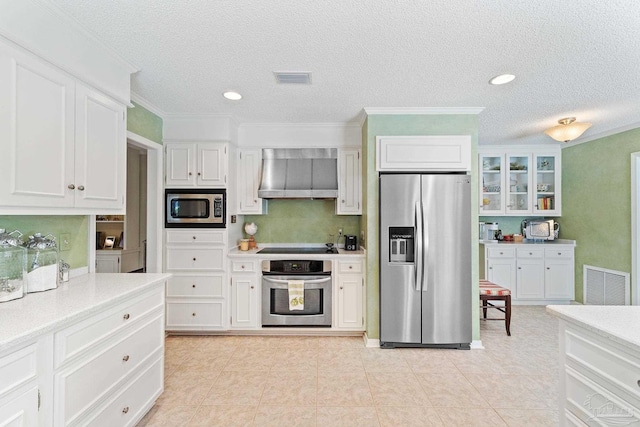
[258,148,338,199]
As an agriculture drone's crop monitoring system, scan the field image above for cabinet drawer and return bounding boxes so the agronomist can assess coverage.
[338,261,362,274]
[0,344,37,396]
[516,248,544,258]
[565,329,640,404]
[167,275,223,297]
[166,247,225,271]
[545,248,573,259]
[231,261,256,273]
[81,357,163,427]
[56,314,164,426]
[54,289,163,368]
[166,230,226,245]
[166,301,225,329]
[487,247,515,258]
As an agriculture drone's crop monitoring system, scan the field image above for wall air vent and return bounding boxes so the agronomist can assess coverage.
[583,265,630,305]
[274,72,312,84]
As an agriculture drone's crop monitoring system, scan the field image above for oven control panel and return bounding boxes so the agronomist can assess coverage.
[262,260,331,275]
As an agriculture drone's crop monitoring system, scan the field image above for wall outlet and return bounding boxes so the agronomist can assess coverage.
[338,228,343,237]
[60,233,71,251]
[231,215,237,223]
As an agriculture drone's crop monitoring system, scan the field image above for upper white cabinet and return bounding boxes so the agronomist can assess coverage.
[337,148,362,215]
[377,135,471,172]
[165,142,227,187]
[479,146,562,216]
[0,38,126,214]
[236,149,267,214]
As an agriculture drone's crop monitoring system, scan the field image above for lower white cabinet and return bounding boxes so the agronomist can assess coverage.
[229,260,260,329]
[0,342,43,426]
[335,260,365,330]
[165,230,227,331]
[96,250,141,273]
[484,242,575,303]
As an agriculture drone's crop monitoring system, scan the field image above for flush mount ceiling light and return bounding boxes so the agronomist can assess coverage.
[544,117,592,142]
[223,91,242,100]
[274,71,312,84]
[489,74,516,85]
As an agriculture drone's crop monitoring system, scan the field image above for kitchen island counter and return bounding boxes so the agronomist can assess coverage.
[228,245,366,258]
[481,238,576,246]
[0,273,170,352]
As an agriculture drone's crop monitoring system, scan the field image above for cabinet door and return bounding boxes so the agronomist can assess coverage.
[197,143,226,187]
[74,83,126,210]
[479,153,505,214]
[337,149,362,214]
[505,154,532,214]
[516,258,545,299]
[237,149,264,214]
[533,153,561,215]
[337,275,364,329]
[96,254,120,273]
[230,275,258,328]
[486,258,516,293]
[0,386,39,427]
[545,249,574,300]
[165,143,196,187]
[0,40,75,209]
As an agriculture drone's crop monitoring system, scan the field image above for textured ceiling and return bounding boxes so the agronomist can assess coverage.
[50,0,640,145]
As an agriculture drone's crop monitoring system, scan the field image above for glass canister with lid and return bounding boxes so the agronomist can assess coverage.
[24,233,59,293]
[0,229,27,303]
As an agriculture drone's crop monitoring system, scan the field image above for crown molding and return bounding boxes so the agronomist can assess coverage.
[163,113,235,120]
[363,107,485,116]
[561,121,640,149]
[130,92,167,118]
[238,122,360,129]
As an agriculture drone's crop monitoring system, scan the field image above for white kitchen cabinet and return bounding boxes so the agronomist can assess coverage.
[484,242,575,303]
[335,260,365,330]
[515,248,545,299]
[237,149,267,214]
[96,249,140,273]
[0,343,44,427]
[230,260,260,329]
[165,142,227,187]
[0,40,126,214]
[337,148,362,215]
[478,146,562,216]
[165,230,227,331]
[376,135,471,171]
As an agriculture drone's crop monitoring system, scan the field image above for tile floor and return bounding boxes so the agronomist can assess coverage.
[137,306,560,426]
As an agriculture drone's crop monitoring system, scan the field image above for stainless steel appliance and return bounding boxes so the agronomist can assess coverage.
[380,173,472,349]
[345,235,357,251]
[521,218,558,240]
[261,259,332,327]
[165,189,226,228]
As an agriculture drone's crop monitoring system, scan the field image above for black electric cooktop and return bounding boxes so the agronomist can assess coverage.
[257,247,338,255]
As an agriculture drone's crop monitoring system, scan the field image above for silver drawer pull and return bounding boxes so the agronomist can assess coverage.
[193,257,196,261]
[123,355,130,362]
[558,252,562,255]
[529,252,533,255]
[637,380,640,388]
[122,407,129,414]
[349,266,353,269]
[192,284,196,288]
[192,236,197,239]
[192,312,196,316]
[250,286,254,289]
[123,313,130,320]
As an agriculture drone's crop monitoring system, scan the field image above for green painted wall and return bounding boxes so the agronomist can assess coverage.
[127,101,163,144]
[363,114,480,341]
[1,103,164,270]
[243,200,360,244]
[0,216,88,269]
[562,127,640,302]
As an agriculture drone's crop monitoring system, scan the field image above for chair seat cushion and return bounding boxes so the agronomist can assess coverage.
[479,280,511,296]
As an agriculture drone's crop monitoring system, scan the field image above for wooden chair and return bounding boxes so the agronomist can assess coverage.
[479,280,511,336]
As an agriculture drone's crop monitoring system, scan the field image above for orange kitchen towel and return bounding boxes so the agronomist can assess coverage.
[288,280,305,310]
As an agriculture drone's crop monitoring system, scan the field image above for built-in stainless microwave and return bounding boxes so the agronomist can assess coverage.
[165,189,226,228]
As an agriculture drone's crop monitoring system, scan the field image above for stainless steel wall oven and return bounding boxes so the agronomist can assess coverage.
[261,259,332,327]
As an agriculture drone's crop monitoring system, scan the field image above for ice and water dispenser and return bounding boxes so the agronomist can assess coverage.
[389,227,414,263]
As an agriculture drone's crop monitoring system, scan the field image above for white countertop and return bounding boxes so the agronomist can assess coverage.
[481,238,576,246]
[0,273,170,352]
[546,305,640,353]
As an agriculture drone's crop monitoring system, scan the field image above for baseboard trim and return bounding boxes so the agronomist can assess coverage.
[363,332,380,348]
[471,340,484,350]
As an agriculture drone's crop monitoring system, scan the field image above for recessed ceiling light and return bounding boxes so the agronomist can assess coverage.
[223,91,242,100]
[489,74,516,85]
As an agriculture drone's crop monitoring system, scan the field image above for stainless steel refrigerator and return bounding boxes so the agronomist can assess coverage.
[379,173,472,349]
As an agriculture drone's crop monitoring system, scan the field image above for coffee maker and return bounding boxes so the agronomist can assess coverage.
[479,222,499,242]
[345,235,357,251]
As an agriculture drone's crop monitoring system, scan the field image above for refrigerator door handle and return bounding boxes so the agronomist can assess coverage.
[422,201,429,293]
[414,201,423,291]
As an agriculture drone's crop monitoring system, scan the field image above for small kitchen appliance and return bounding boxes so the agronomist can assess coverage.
[345,235,357,251]
[521,218,558,241]
[165,188,226,228]
[480,222,499,242]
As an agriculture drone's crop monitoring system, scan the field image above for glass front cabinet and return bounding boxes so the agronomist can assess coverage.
[479,147,561,216]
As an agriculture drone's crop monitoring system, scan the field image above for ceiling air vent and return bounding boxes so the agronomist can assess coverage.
[274,71,312,84]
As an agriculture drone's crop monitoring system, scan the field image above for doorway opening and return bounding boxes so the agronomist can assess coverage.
[630,152,640,305]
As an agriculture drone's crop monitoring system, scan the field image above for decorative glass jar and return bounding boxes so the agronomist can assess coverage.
[24,233,59,293]
[0,229,27,303]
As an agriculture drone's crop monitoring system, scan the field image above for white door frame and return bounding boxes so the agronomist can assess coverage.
[631,152,640,305]
[88,131,163,273]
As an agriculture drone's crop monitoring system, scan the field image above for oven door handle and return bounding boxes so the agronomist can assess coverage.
[262,277,331,285]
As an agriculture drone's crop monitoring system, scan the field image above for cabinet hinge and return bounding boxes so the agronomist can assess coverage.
[118,257,120,264]
[122,111,125,120]
[224,175,227,184]
[38,389,41,410]
[357,151,360,159]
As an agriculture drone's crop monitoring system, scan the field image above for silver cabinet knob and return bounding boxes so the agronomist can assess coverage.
[254,199,258,203]
[340,286,344,289]
[188,172,192,176]
[558,252,562,255]
[547,267,550,270]
[250,286,255,289]
[123,313,130,320]
[192,284,196,288]
[197,172,201,176]
[68,184,75,190]
[193,257,196,261]
[192,236,197,239]
[518,267,522,270]
[122,407,129,414]
[122,355,130,362]
[77,185,85,191]
[192,312,196,316]
[349,266,353,269]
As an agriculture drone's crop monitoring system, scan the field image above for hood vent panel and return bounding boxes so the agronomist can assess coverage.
[258,148,338,199]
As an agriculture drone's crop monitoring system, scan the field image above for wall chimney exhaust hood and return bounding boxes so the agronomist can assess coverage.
[258,148,338,199]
